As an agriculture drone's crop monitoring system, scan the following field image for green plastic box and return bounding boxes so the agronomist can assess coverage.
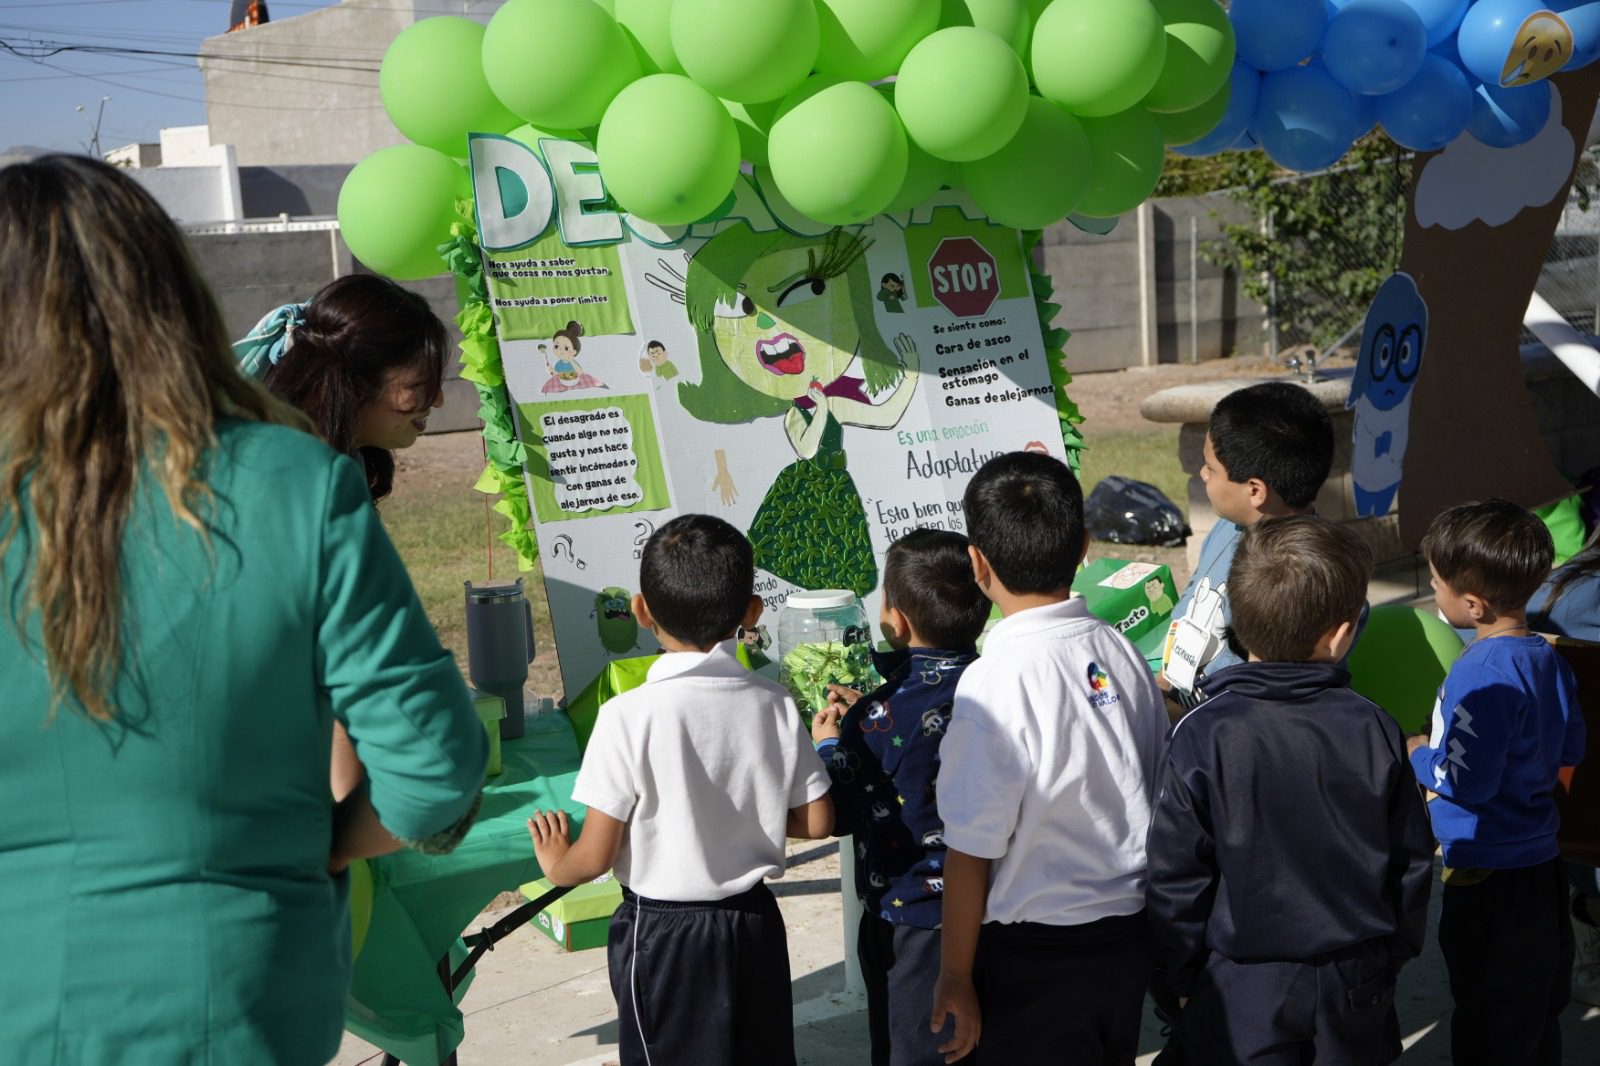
[471,690,505,777]
[520,873,622,952]
[1072,559,1179,646]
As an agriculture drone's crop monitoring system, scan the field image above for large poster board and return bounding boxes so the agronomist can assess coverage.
[470,133,1074,699]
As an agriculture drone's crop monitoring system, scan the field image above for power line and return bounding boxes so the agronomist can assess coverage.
[0,35,381,72]
[4,51,381,111]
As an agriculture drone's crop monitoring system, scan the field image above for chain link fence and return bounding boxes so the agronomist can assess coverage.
[1233,148,1600,358]
[1247,158,1410,360]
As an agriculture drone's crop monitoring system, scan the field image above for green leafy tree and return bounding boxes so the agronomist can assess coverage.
[1156,136,1411,351]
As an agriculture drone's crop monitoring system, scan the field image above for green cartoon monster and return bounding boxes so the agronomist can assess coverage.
[594,587,638,654]
[679,226,918,597]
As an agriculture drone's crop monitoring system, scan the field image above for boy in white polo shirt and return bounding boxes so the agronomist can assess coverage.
[931,452,1166,1065]
[527,514,834,1066]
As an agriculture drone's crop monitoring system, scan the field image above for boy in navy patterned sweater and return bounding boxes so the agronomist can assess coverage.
[811,529,990,1066]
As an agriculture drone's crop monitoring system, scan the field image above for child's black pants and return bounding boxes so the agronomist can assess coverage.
[1439,857,1575,1066]
[1180,938,1400,1065]
[607,882,795,1066]
[859,912,950,1066]
[969,910,1150,1065]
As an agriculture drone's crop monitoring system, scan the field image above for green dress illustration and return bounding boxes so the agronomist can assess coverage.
[747,407,877,596]
[679,226,917,597]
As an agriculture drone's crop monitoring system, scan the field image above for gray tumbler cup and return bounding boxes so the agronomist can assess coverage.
[464,578,536,740]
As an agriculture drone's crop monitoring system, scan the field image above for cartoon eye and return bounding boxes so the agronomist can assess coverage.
[713,290,756,318]
[1371,323,1396,380]
[776,276,826,309]
[1396,324,1422,382]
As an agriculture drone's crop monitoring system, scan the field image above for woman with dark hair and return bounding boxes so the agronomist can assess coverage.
[235,272,449,501]
[0,156,486,1061]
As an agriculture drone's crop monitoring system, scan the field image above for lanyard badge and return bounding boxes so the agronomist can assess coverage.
[1164,577,1227,694]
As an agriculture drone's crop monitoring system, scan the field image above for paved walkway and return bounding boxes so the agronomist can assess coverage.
[335,840,1600,1065]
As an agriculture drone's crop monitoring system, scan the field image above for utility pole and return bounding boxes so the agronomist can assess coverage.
[76,95,111,158]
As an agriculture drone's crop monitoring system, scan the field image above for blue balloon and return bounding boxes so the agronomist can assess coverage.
[1253,66,1359,171]
[1232,0,1327,72]
[1397,0,1470,47]
[1234,128,1260,151]
[1324,0,1428,95]
[1173,62,1264,157]
[1560,2,1600,70]
[1350,90,1380,140]
[1467,78,1553,146]
[1376,53,1473,149]
[1458,0,1545,86]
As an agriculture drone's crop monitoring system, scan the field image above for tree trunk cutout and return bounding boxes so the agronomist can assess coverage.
[1397,63,1600,546]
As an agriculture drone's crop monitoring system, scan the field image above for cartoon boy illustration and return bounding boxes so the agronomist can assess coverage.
[1145,576,1175,617]
[877,272,906,314]
[540,320,606,394]
[637,339,679,381]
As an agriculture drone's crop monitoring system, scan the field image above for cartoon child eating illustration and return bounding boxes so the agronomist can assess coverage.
[637,339,679,381]
[539,320,606,394]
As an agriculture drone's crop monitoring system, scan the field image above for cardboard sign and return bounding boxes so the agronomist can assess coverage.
[469,135,1076,701]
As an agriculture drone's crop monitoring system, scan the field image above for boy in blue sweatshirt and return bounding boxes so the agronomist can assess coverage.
[811,529,990,1066]
[1413,500,1587,1066]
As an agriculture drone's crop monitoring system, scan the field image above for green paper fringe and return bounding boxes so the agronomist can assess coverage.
[1023,230,1085,474]
[439,199,539,570]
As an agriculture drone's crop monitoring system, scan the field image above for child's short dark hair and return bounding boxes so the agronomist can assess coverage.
[1229,516,1372,661]
[639,514,753,648]
[883,529,989,649]
[1421,499,1554,612]
[963,451,1085,594]
[1209,382,1334,509]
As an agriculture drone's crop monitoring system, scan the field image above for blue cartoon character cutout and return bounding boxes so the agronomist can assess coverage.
[1348,272,1427,518]
[677,226,918,597]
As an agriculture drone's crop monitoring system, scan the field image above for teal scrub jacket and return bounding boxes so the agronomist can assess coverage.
[0,420,487,1064]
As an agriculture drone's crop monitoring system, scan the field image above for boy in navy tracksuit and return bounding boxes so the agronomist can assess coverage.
[811,529,989,1066]
[1413,500,1587,1066]
[1148,516,1435,1065]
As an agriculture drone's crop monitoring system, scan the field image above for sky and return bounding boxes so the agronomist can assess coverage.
[0,0,360,154]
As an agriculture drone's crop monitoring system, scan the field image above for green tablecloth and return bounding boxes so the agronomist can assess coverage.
[344,712,584,1065]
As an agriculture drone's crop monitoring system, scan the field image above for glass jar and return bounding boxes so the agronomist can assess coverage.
[776,590,878,724]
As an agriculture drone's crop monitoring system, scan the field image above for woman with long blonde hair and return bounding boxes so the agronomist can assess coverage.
[0,156,487,1061]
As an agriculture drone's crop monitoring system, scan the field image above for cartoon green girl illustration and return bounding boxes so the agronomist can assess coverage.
[678,227,917,597]
[877,272,906,313]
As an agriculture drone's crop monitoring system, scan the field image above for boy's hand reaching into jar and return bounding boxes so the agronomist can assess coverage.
[811,684,862,744]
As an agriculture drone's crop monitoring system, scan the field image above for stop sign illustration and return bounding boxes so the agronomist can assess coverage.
[928,236,999,317]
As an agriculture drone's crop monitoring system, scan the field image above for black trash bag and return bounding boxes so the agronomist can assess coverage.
[1085,476,1190,548]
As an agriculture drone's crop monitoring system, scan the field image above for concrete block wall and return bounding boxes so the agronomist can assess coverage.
[1040,194,1267,373]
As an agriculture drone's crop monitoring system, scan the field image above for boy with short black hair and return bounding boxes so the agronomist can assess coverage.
[1412,499,1586,1065]
[810,528,990,1066]
[527,514,833,1066]
[1147,515,1435,1065]
[931,452,1166,1065]
[1163,381,1335,707]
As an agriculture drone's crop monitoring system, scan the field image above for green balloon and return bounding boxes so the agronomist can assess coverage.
[769,80,909,224]
[483,0,641,129]
[1031,0,1167,118]
[1075,108,1166,218]
[896,27,1029,162]
[939,0,1030,56]
[815,0,941,81]
[1348,606,1465,733]
[337,145,469,281]
[874,84,954,212]
[1144,0,1235,113]
[616,0,682,75]
[962,96,1092,229]
[379,17,518,156]
[723,98,779,166]
[1152,78,1230,145]
[598,73,740,225]
[672,0,819,103]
